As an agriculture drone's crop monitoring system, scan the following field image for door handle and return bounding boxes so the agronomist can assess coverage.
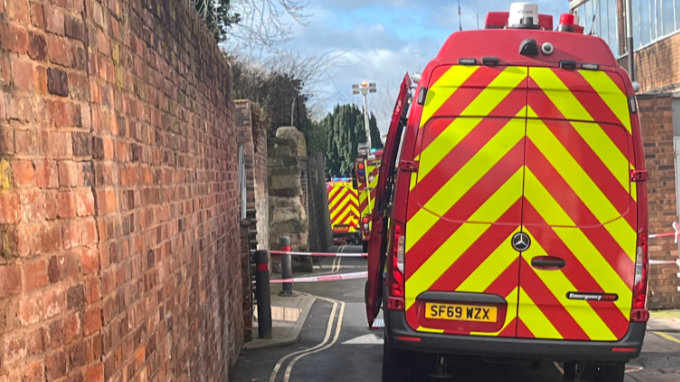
[531,256,565,270]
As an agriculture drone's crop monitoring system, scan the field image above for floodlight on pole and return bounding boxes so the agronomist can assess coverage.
[351,81,377,149]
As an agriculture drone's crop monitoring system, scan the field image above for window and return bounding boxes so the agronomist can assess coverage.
[573,0,619,56]
[665,0,676,35]
[640,0,652,46]
[633,0,642,50]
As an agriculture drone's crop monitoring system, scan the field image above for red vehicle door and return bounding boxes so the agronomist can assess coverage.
[366,74,412,326]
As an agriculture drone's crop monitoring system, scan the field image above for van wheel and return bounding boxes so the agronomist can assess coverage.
[594,363,625,382]
[382,339,410,382]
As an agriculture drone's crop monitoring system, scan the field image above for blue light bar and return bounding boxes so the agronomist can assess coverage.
[370,148,377,153]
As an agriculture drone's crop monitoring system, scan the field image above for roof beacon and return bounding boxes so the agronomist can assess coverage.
[558,13,575,32]
[508,3,540,29]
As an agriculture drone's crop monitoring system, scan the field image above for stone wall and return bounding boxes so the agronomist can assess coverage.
[0,0,243,381]
[268,128,308,272]
[638,95,680,309]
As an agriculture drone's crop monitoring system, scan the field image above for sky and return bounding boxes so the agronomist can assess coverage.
[280,0,572,132]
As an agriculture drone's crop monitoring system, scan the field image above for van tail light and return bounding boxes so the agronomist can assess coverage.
[631,233,650,322]
[387,223,405,310]
[362,217,370,231]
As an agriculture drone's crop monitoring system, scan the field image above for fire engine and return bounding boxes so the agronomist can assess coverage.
[326,177,360,244]
[365,3,648,382]
[355,146,384,252]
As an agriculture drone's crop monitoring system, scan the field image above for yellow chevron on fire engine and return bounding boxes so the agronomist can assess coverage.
[420,66,480,127]
[523,230,618,341]
[571,121,634,201]
[471,287,518,337]
[416,326,445,334]
[519,288,562,339]
[578,70,632,133]
[524,170,632,317]
[529,68,593,122]
[457,230,520,293]
[459,66,528,117]
[527,119,636,249]
[412,117,482,190]
[406,120,524,251]
[330,192,350,220]
[405,169,523,310]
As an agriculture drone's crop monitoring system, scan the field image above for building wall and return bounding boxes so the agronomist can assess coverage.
[0,0,243,381]
[638,94,680,309]
[618,33,680,94]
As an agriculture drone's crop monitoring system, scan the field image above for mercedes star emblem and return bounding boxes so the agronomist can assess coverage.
[511,232,531,252]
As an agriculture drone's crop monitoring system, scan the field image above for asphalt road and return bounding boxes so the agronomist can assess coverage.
[234,257,680,382]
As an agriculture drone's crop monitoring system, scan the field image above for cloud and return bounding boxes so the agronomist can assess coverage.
[276,0,570,131]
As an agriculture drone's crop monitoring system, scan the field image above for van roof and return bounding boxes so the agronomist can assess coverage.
[434,29,618,68]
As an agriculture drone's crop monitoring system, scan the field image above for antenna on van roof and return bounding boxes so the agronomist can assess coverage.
[458,0,463,31]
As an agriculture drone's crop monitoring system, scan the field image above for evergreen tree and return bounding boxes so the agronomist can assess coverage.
[319,104,383,178]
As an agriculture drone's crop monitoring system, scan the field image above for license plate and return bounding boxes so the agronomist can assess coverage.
[425,303,498,323]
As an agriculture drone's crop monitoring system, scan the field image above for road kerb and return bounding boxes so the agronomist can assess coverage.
[244,295,317,350]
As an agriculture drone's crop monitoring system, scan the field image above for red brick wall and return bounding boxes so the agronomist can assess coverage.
[617,33,680,94]
[0,0,243,381]
[638,95,680,309]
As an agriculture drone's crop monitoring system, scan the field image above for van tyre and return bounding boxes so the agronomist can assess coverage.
[594,363,625,382]
[382,339,410,382]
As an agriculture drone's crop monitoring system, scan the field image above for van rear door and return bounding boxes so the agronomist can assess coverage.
[518,67,637,341]
[404,65,528,337]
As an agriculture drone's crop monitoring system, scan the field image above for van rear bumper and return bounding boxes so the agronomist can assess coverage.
[385,310,647,363]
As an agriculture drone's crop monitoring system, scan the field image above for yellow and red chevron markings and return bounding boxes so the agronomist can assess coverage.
[358,162,380,217]
[405,65,637,341]
[327,181,359,233]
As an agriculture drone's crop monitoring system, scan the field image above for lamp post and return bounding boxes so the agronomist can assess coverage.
[352,81,377,148]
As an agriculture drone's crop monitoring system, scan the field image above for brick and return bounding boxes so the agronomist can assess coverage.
[26,327,45,356]
[47,35,73,68]
[40,223,63,253]
[19,189,46,222]
[17,224,38,257]
[47,319,63,349]
[65,14,85,43]
[43,286,66,319]
[0,264,21,298]
[0,126,12,153]
[76,189,94,217]
[57,191,77,218]
[68,72,89,101]
[43,4,64,35]
[47,67,68,96]
[58,161,80,187]
[45,350,67,381]
[63,312,80,343]
[11,160,35,188]
[7,0,29,23]
[19,294,42,325]
[34,65,47,94]
[41,131,72,158]
[0,23,29,54]
[81,247,98,275]
[22,259,48,291]
[72,132,90,156]
[67,340,87,370]
[0,55,10,86]
[35,160,59,188]
[27,32,47,61]
[85,363,104,382]
[30,2,44,28]
[0,158,11,190]
[45,191,58,219]
[0,192,20,224]
[2,335,27,365]
[11,59,34,91]
[7,94,34,122]
[83,307,101,335]
[23,361,45,382]
[15,129,39,155]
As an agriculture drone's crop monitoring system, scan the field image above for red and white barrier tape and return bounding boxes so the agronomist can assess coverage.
[650,259,680,265]
[269,271,368,284]
[268,250,367,258]
[649,222,680,242]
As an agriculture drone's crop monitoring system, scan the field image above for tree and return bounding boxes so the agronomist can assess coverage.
[192,0,241,43]
[319,104,382,178]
